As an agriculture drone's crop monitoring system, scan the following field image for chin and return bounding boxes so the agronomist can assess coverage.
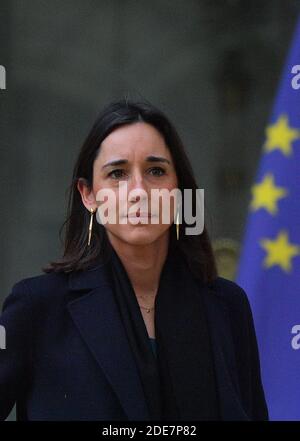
[109,224,168,246]
[105,222,171,246]
[122,229,161,246]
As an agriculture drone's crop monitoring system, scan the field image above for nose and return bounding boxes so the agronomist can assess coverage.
[128,170,148,191]
[128,171,149,204]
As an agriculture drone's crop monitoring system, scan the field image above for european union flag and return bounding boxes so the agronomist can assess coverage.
[236,18,300,420]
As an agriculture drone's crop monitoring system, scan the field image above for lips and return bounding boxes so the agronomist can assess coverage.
[127,212,152,218]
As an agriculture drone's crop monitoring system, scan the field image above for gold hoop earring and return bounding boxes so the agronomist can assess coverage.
[88,207,96,246]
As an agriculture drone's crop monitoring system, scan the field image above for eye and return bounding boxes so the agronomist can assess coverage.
[149,167,166,177]
[108,169,125,179]
[108,167,166,179]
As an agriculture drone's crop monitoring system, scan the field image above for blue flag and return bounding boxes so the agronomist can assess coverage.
[236,18,300,420]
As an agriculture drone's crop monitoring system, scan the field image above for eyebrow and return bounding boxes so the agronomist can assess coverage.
[102,155,171,170]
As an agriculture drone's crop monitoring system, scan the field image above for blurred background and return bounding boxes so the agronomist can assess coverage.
[1,0,300,420]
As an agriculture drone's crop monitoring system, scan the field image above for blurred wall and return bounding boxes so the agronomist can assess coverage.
[1,0,300,422]
[0,0,299,324]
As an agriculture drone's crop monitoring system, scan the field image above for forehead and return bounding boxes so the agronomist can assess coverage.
[97,122,171,161]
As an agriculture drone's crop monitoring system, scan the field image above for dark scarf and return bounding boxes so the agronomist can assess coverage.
[106,238,220,420]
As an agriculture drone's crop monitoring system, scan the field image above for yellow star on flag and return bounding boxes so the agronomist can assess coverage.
[250,173,288,215]
[260,230,300,273]
[264,114,300,156]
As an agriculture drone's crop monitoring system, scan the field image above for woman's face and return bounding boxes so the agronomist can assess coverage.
[78,121,179,247]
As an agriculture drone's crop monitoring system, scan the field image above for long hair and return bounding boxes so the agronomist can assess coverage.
[42,98,218,283]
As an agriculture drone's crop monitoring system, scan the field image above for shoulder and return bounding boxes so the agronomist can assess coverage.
[14,270,68,292]
[207,276,253,320]
[2,271,69,313]
[210,276,247,298]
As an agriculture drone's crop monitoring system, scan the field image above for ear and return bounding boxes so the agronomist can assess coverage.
[77,178,97,211]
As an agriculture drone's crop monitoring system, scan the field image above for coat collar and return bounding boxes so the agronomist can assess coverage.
[68,261,111,290]
[66,262,250,420]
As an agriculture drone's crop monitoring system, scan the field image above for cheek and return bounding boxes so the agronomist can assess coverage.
[156,180,179,223]
[94,184,122,221]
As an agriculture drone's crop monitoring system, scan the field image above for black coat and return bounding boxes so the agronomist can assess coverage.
[0,262,269,421]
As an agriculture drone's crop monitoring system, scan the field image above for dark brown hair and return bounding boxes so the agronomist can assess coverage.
[42,98,218,283]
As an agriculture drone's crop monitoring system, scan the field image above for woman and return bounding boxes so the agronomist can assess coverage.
[0,99,268,421]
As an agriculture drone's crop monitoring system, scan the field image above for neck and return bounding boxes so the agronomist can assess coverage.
[106,230,170,297]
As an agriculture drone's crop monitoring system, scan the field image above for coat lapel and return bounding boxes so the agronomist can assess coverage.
[66,262,150,420]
